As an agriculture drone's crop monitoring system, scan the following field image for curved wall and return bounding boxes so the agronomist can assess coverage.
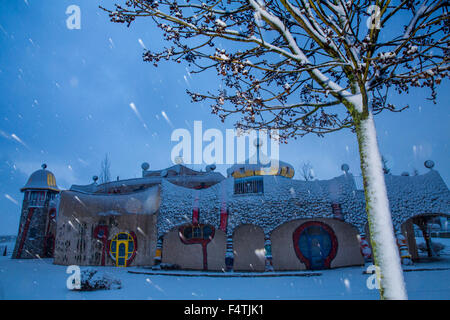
[162,227,226,271]
[271,218,364,271]
[232,224,266,271]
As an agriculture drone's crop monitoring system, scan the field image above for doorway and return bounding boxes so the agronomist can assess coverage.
[293,221,338,270]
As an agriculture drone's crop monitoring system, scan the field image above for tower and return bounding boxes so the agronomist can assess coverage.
[12,164,60,259]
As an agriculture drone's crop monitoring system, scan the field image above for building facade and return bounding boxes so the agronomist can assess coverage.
[12,156,450,272]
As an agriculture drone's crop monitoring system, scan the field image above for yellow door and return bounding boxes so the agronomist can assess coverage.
[116,240,128,267]
[110,232,135,267]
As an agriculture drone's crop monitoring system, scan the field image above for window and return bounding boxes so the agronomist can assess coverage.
[28,191,46,206]
[179,224,214,242]
[47,173,56,187]
[46,192,57,201]
[234,177,264,194]
[178,224,215,270]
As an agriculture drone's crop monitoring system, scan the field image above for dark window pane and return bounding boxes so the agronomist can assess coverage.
[118,233,128,240]
[203,225,212,239]
[193,227,201,238]
[234,177,264,194]
[118,243,126,256]
[183,227,192,239]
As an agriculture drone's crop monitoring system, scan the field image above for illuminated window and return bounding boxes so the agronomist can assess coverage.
[180,224,214,242]
[234,177,264,194]
[109,232,136,267]
[47,174,56,187]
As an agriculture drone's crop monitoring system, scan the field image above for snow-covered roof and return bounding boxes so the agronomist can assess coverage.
[65,159,449,237]
[333,170,450,231]
[158,173,357,237]
[158,170,450,236]
[385,170,450,228]
[70,182,97,194]
[59,185,160,217]
[143,164,209,178]
[21,165,59,192]
[70,164,225,194]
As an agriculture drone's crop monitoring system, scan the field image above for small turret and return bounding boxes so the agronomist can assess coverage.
[12,164,60,259]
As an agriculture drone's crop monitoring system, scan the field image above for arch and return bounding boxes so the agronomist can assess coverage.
[363,213,450,262]
[400,213,450,260]
[162,224,226,271]
[395,211,450,232]
[271,218,364,271]
[232,224,265,271]
[292,221,338,270]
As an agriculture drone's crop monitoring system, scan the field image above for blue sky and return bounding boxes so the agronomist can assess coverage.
[0,0,448,235]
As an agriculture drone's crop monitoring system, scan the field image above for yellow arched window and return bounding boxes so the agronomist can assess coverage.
[47,173,56,187]
[109,232,135,267]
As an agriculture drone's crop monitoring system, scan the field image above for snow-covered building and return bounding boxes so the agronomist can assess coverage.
[12,154,450,272]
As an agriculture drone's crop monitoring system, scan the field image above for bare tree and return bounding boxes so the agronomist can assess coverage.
[300,161,314,181]
[99,153,111,184]
[101,1,449,299]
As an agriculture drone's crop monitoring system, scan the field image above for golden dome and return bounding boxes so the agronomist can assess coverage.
[226,139,295,179]
[20,164,60,192]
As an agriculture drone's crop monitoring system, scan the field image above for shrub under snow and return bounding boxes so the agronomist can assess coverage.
[71,268,122,291]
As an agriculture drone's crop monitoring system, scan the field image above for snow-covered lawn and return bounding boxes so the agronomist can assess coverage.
[0,238,449,300]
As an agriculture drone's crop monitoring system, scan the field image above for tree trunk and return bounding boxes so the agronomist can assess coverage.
[417,218,436,257]
[354,110,408,300]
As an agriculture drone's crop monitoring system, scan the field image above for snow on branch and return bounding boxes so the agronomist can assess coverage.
[101,0,449,139]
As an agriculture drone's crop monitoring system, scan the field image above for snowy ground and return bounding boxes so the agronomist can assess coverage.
[0,238,449,300]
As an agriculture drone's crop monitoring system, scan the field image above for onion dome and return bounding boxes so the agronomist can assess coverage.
[227,138,295,179]
[20,164,59,192]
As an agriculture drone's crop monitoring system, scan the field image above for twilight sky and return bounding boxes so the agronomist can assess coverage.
[0,0,448,235]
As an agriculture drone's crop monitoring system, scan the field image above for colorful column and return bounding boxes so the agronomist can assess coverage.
[225,235,234,272]
[358,232,372,262]
[396,232,413,265]
[154,236,163,266]
[264,235,274,272]
[219,183,228,233]
[93,225,109,266]
[192,191,200,225]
